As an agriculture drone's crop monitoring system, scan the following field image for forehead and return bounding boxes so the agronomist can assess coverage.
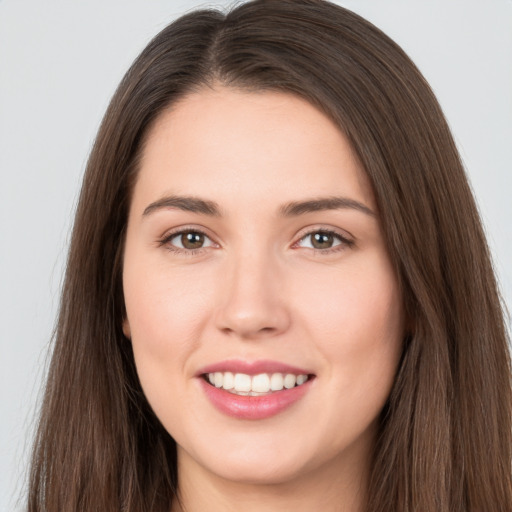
[134,86,374,214]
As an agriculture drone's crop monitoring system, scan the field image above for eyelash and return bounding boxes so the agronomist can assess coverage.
[158,227,215,256]
[158,227,354,256]
[294,229,354,254]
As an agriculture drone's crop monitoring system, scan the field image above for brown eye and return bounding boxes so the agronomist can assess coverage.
[296,230,351,251]
[165,230,215,252]
[311,232,335,249]
[181,231,205,249]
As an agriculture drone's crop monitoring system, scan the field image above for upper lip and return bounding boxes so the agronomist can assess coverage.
[196,359,313,377]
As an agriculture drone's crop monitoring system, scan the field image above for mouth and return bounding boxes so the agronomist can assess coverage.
[203,371,314,396]
[197,360,316,419]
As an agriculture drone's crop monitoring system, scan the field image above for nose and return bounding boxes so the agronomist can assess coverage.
[214,250,291,340]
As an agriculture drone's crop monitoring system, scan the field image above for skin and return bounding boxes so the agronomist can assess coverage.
[122,86,405,512]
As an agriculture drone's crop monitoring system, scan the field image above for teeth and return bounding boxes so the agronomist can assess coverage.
[284,374,296,389]
[206,371,309,395]
[223,371,234,390]
[270,373,283,391]
[252,373,270,393]
[234,373,252,392]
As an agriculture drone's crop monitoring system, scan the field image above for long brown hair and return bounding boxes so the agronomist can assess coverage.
[28,1,512,510]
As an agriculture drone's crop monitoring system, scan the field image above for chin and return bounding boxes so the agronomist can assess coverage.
[179,435,316,485]
[205,455,309,485]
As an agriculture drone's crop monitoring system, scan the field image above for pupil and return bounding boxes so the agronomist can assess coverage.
[312,232,333,249]
[182,232,204,249]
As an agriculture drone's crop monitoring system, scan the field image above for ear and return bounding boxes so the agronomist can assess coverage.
[122,317,131,339]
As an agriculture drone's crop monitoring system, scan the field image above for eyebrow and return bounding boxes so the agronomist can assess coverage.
[143,195,221,217]
[279,196,375,217]
[142,194,375,218]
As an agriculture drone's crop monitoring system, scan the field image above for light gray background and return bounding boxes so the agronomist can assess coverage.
[1,0,511,509]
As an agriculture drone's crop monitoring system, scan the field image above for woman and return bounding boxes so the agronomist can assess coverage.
[28,0,512,511]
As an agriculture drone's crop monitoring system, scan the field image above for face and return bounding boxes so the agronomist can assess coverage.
[122,87,404,487]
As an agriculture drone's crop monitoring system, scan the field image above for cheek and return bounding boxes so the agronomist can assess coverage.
[297,252,403,391]
[122,259,216,417]
[124,260,213,352]
[298,256,403,451]
[122,259,219,432]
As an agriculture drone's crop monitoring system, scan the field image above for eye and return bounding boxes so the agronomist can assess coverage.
[162,229,216,252]
[296,230,352,251]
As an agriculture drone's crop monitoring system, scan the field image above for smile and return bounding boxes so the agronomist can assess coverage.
[198,361,315,420]
[205,371,310,396]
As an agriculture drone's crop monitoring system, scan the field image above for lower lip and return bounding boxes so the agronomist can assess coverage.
[199,377,314,420]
